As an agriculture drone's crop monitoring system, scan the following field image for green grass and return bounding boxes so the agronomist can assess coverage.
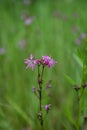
[0,0,87,129]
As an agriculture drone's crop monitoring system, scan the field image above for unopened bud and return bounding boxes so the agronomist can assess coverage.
[37,111,42,120]
[44,104,52,113]
[32,87,36,93]
[82,83,87,88]
[73,85,80,91]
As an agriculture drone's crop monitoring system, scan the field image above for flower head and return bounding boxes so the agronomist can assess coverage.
[72,12,79,19]
[0,48,6,55]
[80,33,86,40]
[62,14,68,21]
[42,56,57,68]
[82,83,87,88]
[18,40,26,49]
[34,59,41,65]
[24,54,36,70]
[72,26,79,34]
[25,16,35,25]
[23,0,31,5]
[44,104,51,113]
[53,10,61,18]
[75,38,81,45]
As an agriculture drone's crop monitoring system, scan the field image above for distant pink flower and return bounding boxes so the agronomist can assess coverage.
[23,0,31,5]
[72,26,79,34]
[53,10,61,18]
[75,38,81,45]
[62,15,68,21]
[25,17,35,25]
[44,104,51,113]
[42,56,57,68]
[24,54,36,70]
[0,48,6,55]
[18,40,26,49]
[72,13,79,19]
[80,33,86,40]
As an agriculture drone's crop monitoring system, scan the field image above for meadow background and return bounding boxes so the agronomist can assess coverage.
[0,0,87,129]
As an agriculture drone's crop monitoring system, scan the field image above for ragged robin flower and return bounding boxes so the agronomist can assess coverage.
[24,54,36,70]
[41,56,57,68]
[24,54,57,70]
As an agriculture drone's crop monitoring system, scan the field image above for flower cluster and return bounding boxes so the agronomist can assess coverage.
[24,54,57,70]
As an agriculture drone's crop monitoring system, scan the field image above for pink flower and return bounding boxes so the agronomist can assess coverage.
[34,59,41,65]
[42,56,57,68]
[25,16,35,25]
[18,40,26,49]
[75,38,81,45]
[24,54,36,70]
[80,33,86,40]
[0,48,6,55]
[44,104,51,113]
[23,0,31,5]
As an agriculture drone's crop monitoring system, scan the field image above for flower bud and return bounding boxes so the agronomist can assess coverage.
[73,85,80,91]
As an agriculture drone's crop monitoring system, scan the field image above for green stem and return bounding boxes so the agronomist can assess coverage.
[77,98,80,130]
[76,88,84,130]
[37,65,45,130]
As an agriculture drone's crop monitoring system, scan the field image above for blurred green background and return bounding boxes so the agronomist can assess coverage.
[0,0,87,129]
